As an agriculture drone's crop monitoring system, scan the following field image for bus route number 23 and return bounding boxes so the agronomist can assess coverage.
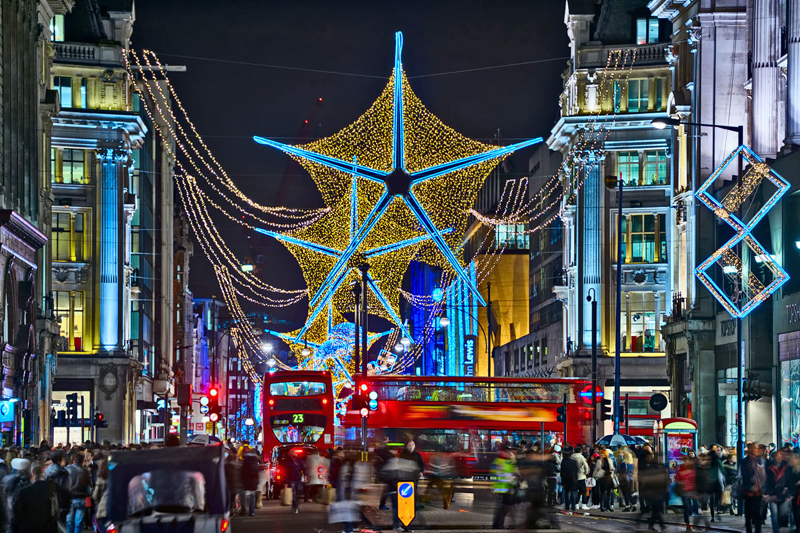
[292,414,305,424]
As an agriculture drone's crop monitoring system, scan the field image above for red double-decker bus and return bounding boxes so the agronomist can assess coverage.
[344,375,593,476]
[262,370,335,457]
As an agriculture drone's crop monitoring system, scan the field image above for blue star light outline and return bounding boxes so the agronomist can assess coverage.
[254,32,542,339]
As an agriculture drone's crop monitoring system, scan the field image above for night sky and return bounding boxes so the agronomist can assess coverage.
[131,0,569,326]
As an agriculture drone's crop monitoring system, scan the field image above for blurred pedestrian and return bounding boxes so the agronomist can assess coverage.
[617,447,636,512]
[375,437,393,510]
[561,446,580,511]
[286,449,306,514]
[304,448,324,502]
[241,450,261,516]
[65,452,91,533]
[545,447,560,508]
[593,449,615,512]
[3,458,29,533]
[693,453,713,530]
[766,448,791,533]
[491,447,518,529]
[422,451,455,509]
[92,457,109,532]
[224,453,242,515]
[740,443,766,533]
[638,450,668,531]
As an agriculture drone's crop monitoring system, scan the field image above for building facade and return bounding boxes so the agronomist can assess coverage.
[542,0,675,435]
[47,0,179,445]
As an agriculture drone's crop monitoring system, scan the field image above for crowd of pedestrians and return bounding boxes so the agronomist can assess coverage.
[488,439,800,533]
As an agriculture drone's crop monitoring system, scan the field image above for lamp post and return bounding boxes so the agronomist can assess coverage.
[652,117,745,514]
[604,174,624,436]
[586,289,598,445]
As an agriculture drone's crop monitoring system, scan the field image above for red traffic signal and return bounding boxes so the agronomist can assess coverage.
[359,383,368,393]
[209,387,219,397]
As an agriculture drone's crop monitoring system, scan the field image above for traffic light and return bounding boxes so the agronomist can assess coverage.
[556,404,567,423]
[600,399,612,421]
[94,411,108,429]
[368,390,378,411]
[66,393,78,423]
[208,386,222,421]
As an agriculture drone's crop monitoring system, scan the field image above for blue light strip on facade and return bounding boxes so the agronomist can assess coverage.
[393,31,405,171]
[254,228,341,257]
[253,136,387,183]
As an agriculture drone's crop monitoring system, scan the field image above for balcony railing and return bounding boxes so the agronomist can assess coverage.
[577,42,668,69]
[54,42,123,66]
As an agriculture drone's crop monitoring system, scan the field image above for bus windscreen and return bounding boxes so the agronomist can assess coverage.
[270,413,327,444]
[269,381,327,397]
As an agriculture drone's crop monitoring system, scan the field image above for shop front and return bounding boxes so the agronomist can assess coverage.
[776,292,800,449]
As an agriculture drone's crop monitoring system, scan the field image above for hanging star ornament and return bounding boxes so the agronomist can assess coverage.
[254,32,542,342]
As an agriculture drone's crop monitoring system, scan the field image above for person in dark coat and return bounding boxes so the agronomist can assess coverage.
[241,452,261,516]
[560,446,580,511]
[740,443,767,533]
[13,462,68,533]
[286,450,306,514]
[638,451,668,531]
[65,453,91,533]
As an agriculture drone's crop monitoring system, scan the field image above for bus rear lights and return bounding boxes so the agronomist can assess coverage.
[268,399,275,406]
[322,399,328,404]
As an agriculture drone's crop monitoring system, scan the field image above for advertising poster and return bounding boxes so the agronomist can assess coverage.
[665,433,695,505]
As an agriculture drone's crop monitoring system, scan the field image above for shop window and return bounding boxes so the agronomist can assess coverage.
[53,77,72,109]
[80,79,87,109]
[655,78,663,110]
[621,213,667,263]
[636,17,659,45]
[50,15,65,42]
[627,79,649,112]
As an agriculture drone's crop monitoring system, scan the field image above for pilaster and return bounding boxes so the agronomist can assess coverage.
[752,0,783,159]
[786,0,800,146]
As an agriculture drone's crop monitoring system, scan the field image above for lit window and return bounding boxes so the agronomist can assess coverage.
[50,15,64,42]
[627,79,649,112]
[51,212,84,261]
[621,213,667,264]
[53,77,72,108]
[636,17,659,45]
[54,291,84,351]
[62,149,85,184]
[617,152,640,186]
[655,78,663,110]
[621,291,665,352]
[644,150,668,185]
[80,79,87,108]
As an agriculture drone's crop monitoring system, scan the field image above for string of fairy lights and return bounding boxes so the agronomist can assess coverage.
[124,41,639,383]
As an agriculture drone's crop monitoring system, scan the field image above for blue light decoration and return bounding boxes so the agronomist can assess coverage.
[253,381,263,427]
[695,145,790,318]
[253,31,542,344]
[432,287,444,303]
[445,263,479,376]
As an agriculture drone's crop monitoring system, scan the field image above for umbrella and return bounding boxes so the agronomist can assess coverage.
[595,434,640,447]
[187,433,222,446]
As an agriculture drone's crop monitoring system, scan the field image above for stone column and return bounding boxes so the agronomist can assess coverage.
[786,0,800,145]
[752,0,782,159]
[97,149,125,354]
[580,154,603,347]
[625,292,631,352]
[654,291,662,351]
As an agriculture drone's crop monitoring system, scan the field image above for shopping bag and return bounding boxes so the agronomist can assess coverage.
[320,486,337,505]
[586,477,596,488]
[721,490,731,506]
[329,500,361,523]
[280,486,293,506]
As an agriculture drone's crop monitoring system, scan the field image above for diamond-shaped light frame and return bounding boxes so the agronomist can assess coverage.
[695,144,790,318]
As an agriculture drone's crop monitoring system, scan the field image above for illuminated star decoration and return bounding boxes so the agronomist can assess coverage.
[254,32,542,344]
[695,144,790,318]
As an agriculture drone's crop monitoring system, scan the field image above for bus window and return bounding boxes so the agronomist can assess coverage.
[269,381,327,397]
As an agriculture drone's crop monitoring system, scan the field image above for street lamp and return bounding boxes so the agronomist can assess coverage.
[267,358,276,368]
[262,341,273,354]
[438,315,451,327]
[400,337,411,348]
[245,418,254,426]
[301,341,311,357]
[653,115,745,516]
[393,343,404,353]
